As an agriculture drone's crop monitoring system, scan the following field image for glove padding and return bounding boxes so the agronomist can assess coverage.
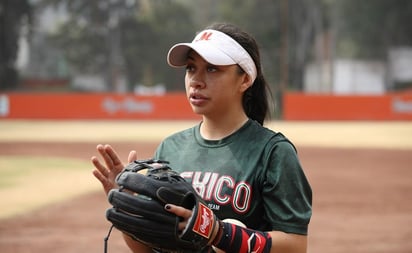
[106,159,218,253]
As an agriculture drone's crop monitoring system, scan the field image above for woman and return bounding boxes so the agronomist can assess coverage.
[92,23,312,253]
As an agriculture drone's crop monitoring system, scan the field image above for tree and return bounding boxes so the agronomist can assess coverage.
[0,0,32,90]
[121,0,195,91]
[40,0,194,92]
[335,0,412,59]
[43,0,139,91]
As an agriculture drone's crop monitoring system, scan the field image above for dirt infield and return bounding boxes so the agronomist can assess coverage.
[0,121,411,253]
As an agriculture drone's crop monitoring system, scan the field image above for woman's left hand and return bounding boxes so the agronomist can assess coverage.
[91,144,137,195]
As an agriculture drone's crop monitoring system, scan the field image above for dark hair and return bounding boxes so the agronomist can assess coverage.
[205,23,272,125]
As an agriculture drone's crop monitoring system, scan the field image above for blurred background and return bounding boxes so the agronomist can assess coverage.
[1,2,412,252]
[1,0,412,119]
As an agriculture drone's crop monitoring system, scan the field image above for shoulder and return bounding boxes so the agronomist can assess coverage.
[155,124,198,156]
[248,120,297,153]
[162,125,197,143]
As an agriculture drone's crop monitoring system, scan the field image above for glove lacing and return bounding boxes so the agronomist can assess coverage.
[103,225,114,253]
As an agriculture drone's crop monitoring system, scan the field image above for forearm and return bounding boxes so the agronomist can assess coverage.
[268,231,307,253]
[212,221,307,253]
[122,233,153,253]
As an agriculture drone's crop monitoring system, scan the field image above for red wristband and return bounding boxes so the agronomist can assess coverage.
[212,222,272,253]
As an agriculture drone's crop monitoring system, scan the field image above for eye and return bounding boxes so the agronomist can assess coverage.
[185,65,195,72]
[206,65,218,72]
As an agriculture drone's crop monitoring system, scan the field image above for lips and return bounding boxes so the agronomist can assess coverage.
[189,92,208,106]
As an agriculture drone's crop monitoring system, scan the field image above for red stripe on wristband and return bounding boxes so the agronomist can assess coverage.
[213,222,272,253]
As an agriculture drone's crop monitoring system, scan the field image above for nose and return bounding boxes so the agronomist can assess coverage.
[187,72,206,89]
[189,79,206,89]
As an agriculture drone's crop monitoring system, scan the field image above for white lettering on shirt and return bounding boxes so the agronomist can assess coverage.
[181,171,252,214]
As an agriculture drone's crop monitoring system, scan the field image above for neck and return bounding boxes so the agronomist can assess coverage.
[200,114,249,140]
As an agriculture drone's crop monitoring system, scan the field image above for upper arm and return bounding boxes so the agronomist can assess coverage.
[262,141,312,234]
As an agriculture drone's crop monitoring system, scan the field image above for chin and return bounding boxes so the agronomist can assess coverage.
[191,106,205,115]
[192,109,205,116]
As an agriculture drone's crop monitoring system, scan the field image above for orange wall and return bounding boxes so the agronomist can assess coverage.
[1,92,412,120]
[284,92,412,120]
[0,93,200,120]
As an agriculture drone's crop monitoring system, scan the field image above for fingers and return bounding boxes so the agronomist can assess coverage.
[92,144,130,195]
[94,144,122,176]
[91,144,139,195]
[91,155,113,195]
[165,204,192,219]
[165,204,192,231]
[91,155,109,178]
[97,144,119,169]
[128,150,138,163]
[104,144,123,166]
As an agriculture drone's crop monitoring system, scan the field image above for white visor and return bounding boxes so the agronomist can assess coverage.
[167,29,257,82]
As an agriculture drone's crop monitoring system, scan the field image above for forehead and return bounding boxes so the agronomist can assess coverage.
[187,50,209,64]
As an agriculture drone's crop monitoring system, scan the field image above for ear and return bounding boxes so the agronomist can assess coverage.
[239,73,253,93]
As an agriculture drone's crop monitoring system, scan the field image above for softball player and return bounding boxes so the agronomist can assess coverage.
[92,22,312,253]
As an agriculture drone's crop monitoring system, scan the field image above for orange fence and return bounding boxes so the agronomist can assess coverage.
[283,92,412,120]
[1,92,411,120]
[0,93,200,120]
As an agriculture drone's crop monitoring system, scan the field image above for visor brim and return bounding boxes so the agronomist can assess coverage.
[167,42,236,67]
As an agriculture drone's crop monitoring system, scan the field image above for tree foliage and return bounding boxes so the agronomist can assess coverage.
[42,0,194,91]
[0,0,32,89]
[4,0,412,92]
[335,0,412,59]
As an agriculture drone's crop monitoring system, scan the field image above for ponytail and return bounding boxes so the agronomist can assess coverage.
[207,23,271,125]
[243,74,270,125]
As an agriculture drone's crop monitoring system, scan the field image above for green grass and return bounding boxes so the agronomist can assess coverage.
[0,156,90,188]
[0,155,101,218]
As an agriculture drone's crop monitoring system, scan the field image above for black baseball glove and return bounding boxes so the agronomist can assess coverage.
[106,159,218,253]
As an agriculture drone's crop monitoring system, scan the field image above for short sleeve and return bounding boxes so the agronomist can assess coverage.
[262,140,312,235]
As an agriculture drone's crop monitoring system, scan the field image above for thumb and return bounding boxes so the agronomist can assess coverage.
[128,150,137,163]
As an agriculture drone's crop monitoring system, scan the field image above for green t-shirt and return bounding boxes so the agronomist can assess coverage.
[154,119,312,240]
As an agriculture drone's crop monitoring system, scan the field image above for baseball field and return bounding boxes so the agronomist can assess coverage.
[0,120,411,253]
